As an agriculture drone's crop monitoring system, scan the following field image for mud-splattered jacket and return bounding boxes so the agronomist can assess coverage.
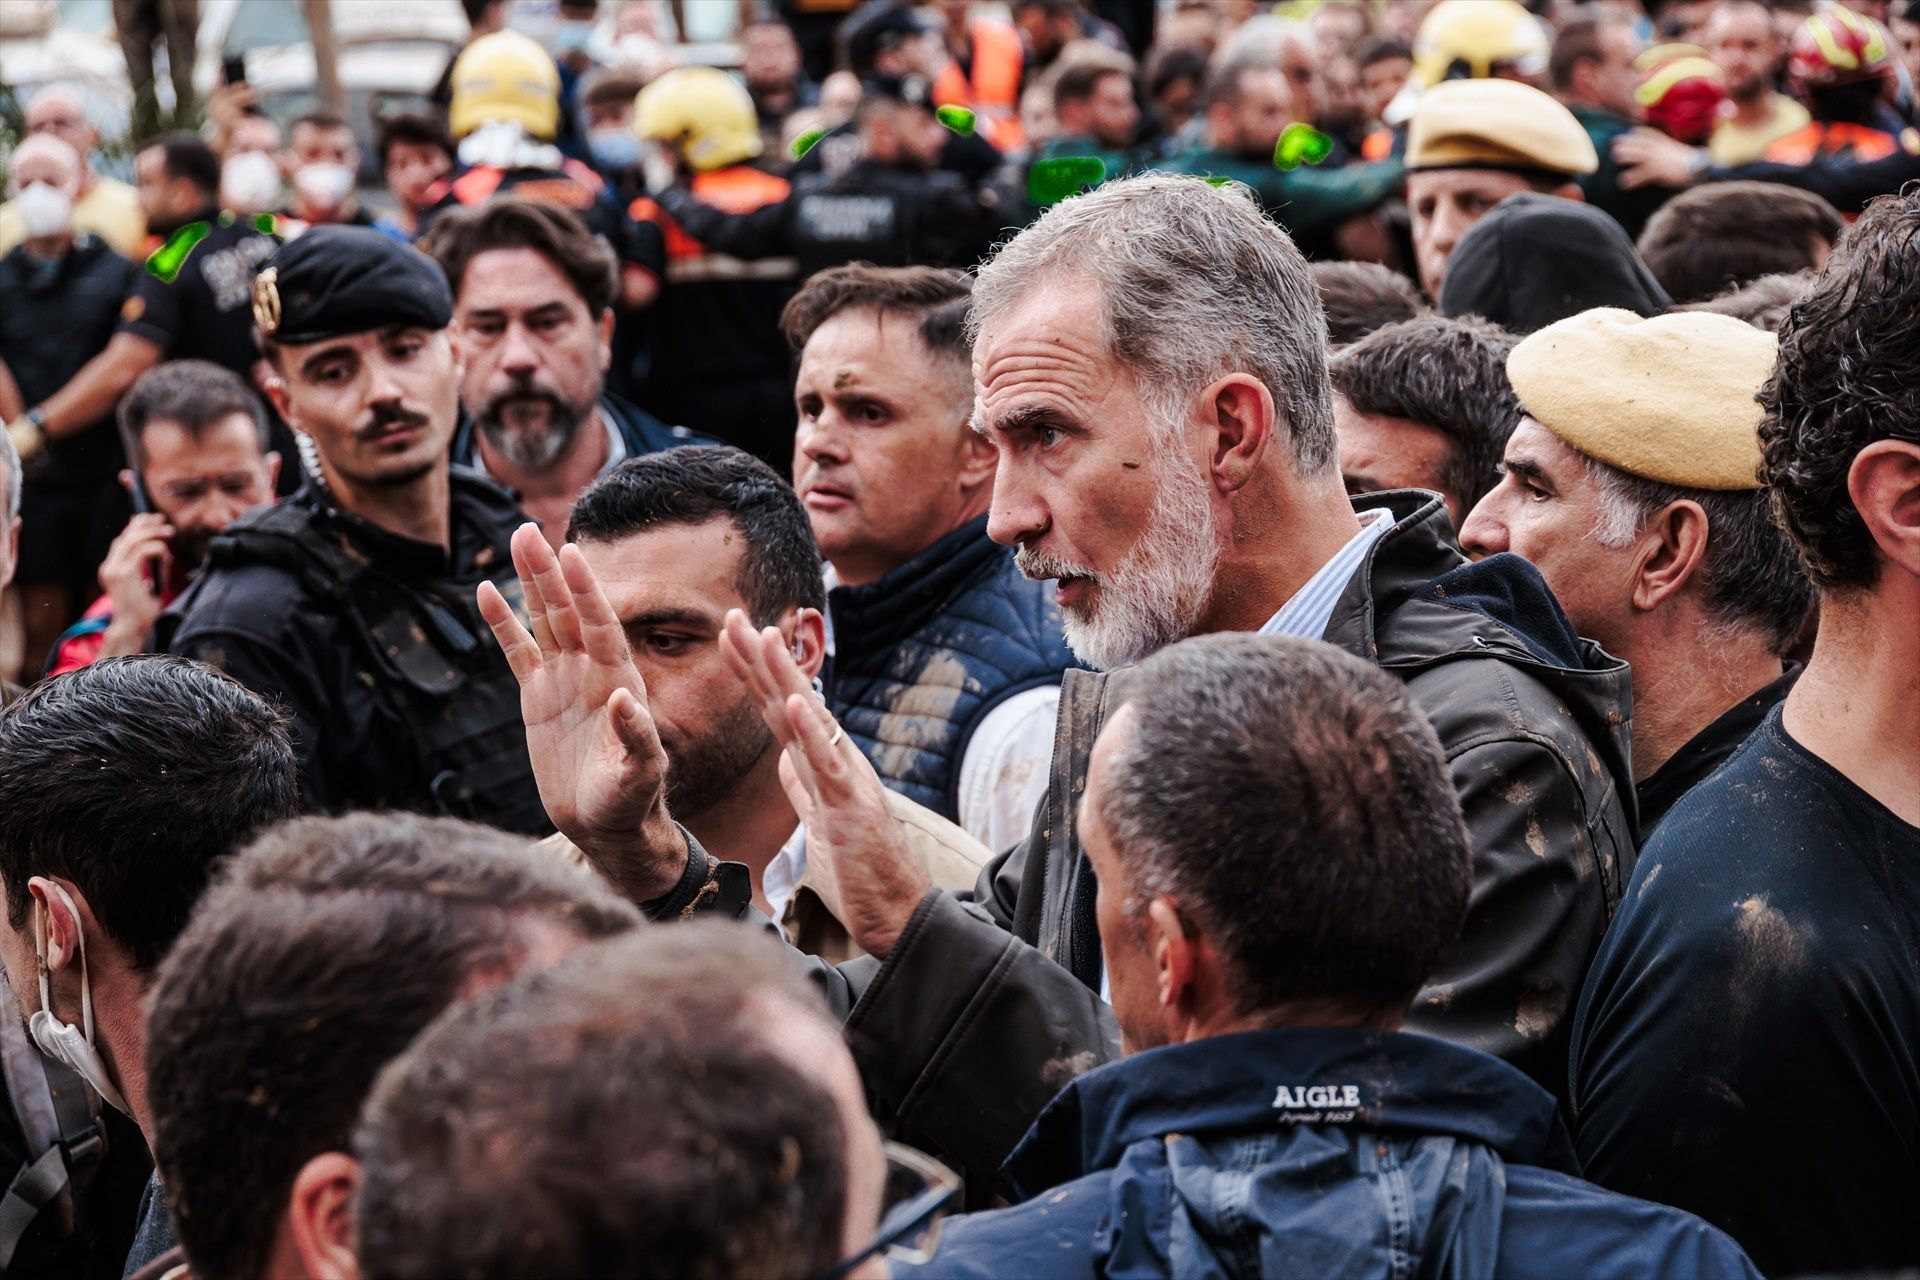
[833,491,1637,1193]
[827,516,1078,825]
[897,1028,1758,1280]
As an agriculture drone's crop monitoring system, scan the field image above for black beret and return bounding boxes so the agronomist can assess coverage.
[251,225,452,346]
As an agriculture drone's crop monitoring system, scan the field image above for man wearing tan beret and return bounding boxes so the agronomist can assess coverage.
[1460,308,1811,834]
[1405,78,1598,299]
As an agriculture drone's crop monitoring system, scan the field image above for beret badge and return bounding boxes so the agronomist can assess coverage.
[252,267,282,335]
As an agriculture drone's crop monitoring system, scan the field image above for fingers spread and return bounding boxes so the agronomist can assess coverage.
[560,543,633,670]
[478,580,541,684]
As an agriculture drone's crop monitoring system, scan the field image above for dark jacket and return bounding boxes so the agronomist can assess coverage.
[900,1027,1758,1280]
[447,392,708,474]
[1152,150,1404,258]
[1569,105,1673,239]
[158,469,550,833]
[1438,193,1671,332]
[828,516,1078,823]
[837,492,1636,1190]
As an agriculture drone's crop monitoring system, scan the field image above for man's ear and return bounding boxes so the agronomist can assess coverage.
[262,367,294,425]
[1145,896,1197,1012]
[597,306,615,374]
[1203,373,1275,495]
[28,877,82,978]
[956,413,998,493]
[790,606,828,681]
[1629,499,1710,613]
[286,1151,362,1280]
[2,514,17,592]
[1849,439,1920,580]
[265,451,284,491]
[1552,181,1585,202]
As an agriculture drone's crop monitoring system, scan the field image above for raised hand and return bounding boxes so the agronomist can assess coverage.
[95,513,173,658]
[720,609,929,956]
[478,523,687,900]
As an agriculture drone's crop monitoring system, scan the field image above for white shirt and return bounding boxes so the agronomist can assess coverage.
[761,823,809,932]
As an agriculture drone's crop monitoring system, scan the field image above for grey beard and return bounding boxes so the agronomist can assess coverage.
[477,393,591,471]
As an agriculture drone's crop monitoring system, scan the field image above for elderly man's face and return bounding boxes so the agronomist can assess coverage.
[976,277,1222,670]
[26,92,96,161]
[9,139,82,202]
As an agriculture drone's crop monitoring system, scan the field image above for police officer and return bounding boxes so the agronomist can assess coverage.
[653,74,1010,279]
[159,226,549,834]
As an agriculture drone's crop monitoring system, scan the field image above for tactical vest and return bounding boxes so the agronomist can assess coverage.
[828,518,1079,822]
[199,498,550,835]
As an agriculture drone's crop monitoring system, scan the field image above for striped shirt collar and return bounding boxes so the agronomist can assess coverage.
[1258,508,1393,642]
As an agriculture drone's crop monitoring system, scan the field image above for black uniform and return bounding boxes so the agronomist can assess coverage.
[116,209,278,380]
[157,226,549,835]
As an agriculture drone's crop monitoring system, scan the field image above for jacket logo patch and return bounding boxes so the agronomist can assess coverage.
[1272,1083,1361,1122]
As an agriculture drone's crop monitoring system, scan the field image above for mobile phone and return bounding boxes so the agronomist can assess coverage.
[223,53,247,87]
[128,479,165,594]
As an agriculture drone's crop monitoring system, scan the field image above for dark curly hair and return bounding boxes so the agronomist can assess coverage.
[1758,193,1920,592]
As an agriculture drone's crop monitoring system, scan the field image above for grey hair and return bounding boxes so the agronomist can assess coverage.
[970,173,1337,473]
[1214,14,1317,71]
[1583,456,1813,655]
[0,411,19,524]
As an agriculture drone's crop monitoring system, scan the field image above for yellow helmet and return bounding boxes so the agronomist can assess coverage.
[633,67,764,172]
[449,30,561,141]
[1412,0,1551,89]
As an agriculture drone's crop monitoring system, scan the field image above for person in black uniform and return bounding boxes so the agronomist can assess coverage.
[159,226,550,835]
[654,74,1012,280]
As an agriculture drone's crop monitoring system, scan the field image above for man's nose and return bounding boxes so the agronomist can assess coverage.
[1457,496,1507,559]
[986,460,1049,547]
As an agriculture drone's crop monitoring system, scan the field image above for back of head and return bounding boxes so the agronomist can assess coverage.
[1679,270,1813,333]
[1330,314,1519,510]
[567,445,827,621]
[355,924,849,1280]
[1097,634,1471,1022]
[1636,181,1843,304]
[419,194,618,316]
[1311,260,1428,347]
[1760,192,1920,593]
[0,657,297,972]
[970,172,1335,473]
[146,813,641,1280]
[1439,193,1671,332]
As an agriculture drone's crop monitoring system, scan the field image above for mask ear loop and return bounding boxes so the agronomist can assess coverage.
[39,886,96,1045]
[33,897,52,1017]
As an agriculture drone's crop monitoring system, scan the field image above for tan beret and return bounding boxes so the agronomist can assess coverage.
[1506,308,1779,490]
[1406,79,1599,175]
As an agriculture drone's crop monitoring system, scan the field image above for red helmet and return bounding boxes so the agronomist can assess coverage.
[1635,50,1728,146]
[1787,7,1894,94]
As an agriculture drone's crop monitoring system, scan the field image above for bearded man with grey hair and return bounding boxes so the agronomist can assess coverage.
[493,173,1639,1193]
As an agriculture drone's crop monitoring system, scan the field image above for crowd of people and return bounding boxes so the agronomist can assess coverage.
[0,0,1915,1276]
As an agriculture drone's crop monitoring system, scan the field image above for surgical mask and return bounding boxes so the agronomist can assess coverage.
[14,181,72,238]
[551,20,595,58]
[293,162,355,208]
[222,150,283,213]
[587,127,641,172]
[28,884,129,1116]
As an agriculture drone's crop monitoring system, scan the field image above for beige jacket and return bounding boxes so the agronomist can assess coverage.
[536,789,991,964]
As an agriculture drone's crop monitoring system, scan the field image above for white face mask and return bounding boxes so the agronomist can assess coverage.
[28,884,129,1115]
[222,150,283,214]
[14,181,73,238]
[293,162,355,208]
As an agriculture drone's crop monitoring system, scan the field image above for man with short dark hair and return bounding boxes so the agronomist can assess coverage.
[353,925,896,1280]
[899,634,1758,1279]
[418,197,702,548]
[1635,180,1841,303]
[504,445,989,952]
[1043,62,1140,173]
[1549,15,1664,236]
[1310,260,1426,347]
[142,812,642,1280]
[46,360,280,676]
[1570,191,1920,1278]
[1462,308,1812,834]
[373,114,454,243]
[0,656,299,1278]
[1331,314,1518,526]
[1704,0,1810,164]
[163,227,548,833]
[781,264,1077,849]
[281,111,371,229]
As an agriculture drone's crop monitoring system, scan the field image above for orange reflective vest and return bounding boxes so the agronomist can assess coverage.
[933,19,1026,152]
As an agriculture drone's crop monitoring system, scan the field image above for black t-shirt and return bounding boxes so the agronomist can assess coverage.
[1635,665,1799,837]
[0,237,139,482]
[1570,706,1920,1276]
[117,214,278,380]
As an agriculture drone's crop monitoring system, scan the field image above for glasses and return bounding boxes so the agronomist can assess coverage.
[810,1142,961,1280]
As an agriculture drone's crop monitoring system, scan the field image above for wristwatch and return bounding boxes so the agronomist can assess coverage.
[6,407,46,461]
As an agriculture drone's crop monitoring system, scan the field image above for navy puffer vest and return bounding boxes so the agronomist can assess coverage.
[827,517,1079,822]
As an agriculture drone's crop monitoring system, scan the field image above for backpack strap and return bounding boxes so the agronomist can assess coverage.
[0,1000,106,1271]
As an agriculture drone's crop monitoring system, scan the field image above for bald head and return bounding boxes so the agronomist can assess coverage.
[25,85,97,162]
[9,134,83,199]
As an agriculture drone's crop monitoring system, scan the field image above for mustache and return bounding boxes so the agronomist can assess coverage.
[1015,544,1105,587]
[482,384,570,420]
[354,404,432,441]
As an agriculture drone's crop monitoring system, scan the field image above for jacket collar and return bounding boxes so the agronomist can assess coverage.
[829,515,1002,654]
[1000,1026,1580,1200]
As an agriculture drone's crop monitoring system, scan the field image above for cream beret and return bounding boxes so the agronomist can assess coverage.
[1506,308,1779,490]
[1406,79,1599,176]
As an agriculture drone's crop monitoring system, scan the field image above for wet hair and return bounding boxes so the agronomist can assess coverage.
[568,445,827,621]
[354,925,849,1280]
[0,657,297,972]
[145,813,641,1280]
[1759,192,1920,591]
[1098,634,1471,1020]
[117,359,272,466]
[1312,260,1428,347]
[1330,314,1520,511]
[1637,182,1842,304]
[419,195,620,317]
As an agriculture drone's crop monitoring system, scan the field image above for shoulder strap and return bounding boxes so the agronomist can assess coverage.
[0,1008,106,1271]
